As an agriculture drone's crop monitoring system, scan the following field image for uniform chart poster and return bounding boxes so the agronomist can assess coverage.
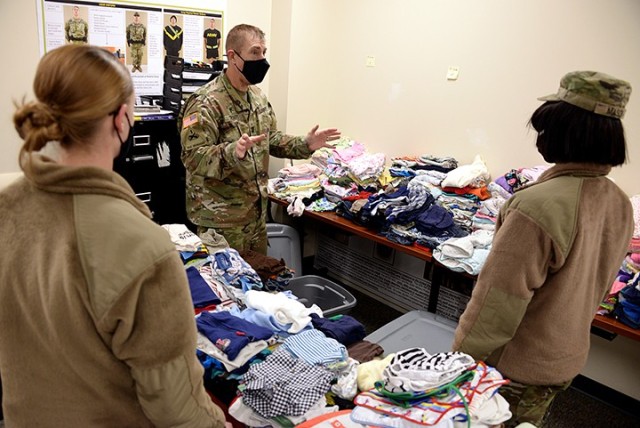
[36,0,225,96]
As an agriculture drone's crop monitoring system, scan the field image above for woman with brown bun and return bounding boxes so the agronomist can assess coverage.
[0,44,226,427]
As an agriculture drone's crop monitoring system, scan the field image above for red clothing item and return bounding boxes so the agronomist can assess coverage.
[343,191,373,201]
[441,185,491,200]
[194,304,218,315]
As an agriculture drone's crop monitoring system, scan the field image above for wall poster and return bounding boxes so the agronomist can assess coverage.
[36,0,225,95]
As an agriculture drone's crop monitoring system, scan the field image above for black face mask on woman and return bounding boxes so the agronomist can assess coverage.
[113,112,134,164]
[233,50,270,85]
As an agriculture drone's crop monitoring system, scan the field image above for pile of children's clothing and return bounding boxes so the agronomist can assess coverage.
[598,194,640,329]
[268,137,550,276]
[352,348,511,427]
[160,223,515,427]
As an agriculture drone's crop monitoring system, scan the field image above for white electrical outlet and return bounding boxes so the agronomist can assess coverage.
[447,66,460,80]
[366,56,376,67]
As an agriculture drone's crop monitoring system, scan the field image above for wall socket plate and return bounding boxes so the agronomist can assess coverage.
[366,56,376,67]
[447,66,460,80]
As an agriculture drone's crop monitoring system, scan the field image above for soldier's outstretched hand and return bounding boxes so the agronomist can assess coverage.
[235,133,267,159]
[305,125,341,151]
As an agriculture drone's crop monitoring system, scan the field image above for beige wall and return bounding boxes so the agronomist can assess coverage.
[280,0,640,196]
[9,1,638,195]
[0,0,39,173]
[582,334,640,400]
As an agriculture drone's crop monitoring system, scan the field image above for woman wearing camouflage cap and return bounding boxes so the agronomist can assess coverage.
[453,71,633,427]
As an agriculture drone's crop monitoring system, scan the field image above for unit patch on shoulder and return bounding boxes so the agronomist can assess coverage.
[182,113,199,129]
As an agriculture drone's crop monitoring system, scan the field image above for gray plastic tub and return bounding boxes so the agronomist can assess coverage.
[267,223,302,277]
[364,310,457,354]
[288,275,357,317]
[267,223,357,316]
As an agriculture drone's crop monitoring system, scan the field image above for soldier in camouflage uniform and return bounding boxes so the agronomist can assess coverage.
[453,71,633,427]
[65,6,88,44]
[126,12,146,73]
[179,24,340,254]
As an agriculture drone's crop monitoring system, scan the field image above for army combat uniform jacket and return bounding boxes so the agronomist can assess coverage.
[180,72,312,229]
[127,22,146,45]
[0,154,225,427]
[453,163,633,385]
[65,18,88,43]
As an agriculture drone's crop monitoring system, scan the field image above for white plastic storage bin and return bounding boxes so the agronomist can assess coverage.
[364,310,457,354]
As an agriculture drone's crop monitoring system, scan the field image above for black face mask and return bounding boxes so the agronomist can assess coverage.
[113,112,134,165]
[234,50,270,85]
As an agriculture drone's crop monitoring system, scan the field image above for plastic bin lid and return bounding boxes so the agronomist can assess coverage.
[266,223,302,277]
[364,310,457,354]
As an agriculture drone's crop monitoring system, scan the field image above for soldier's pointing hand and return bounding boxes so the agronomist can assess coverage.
[235,133,267,159]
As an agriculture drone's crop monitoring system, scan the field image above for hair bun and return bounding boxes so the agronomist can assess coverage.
[14,101,63,147]
[27,102,58,127]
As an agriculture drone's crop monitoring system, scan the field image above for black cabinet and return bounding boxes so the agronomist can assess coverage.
[114,115,190,227]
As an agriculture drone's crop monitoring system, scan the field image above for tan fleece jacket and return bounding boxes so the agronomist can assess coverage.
[453,163,633,385]
[0,154,225,427]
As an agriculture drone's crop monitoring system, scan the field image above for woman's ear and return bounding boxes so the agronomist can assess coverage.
[114,103,130,134]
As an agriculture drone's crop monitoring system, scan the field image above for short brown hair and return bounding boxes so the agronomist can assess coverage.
[14,45,133,170]
[225,24,265,53]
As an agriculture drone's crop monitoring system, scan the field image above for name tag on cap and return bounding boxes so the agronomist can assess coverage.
[594,102,624,118]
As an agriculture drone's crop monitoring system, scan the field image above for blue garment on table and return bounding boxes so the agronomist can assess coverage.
[196,311,273,360]
[197,348,272,379]
[229,305,305,336]
[280,329,347,366]
[336,200,358,222]
[614,283,640,329]
[414,204,455,235]
[386,182,434,225]
[360,188,409,229]
[197,350,226,373]
[213,248,263,292]
[365,186,409,216]
[383,229,416,245]
[310,313,366,346]
[186,266,221,307]
[389,167,416,177]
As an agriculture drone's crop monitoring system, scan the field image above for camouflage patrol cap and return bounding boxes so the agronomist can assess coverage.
[133,11,140,17]
[538,71,631,119]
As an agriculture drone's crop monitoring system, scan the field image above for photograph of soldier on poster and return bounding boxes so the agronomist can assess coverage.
[163,14,184,58]
[126,10,147,73]
[63,5,89,45]
[203,17,222,64]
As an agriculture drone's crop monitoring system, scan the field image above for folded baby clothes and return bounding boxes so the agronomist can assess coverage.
[382,348,475,392]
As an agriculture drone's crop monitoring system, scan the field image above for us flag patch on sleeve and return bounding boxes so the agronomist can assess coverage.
[182,113,199,129]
